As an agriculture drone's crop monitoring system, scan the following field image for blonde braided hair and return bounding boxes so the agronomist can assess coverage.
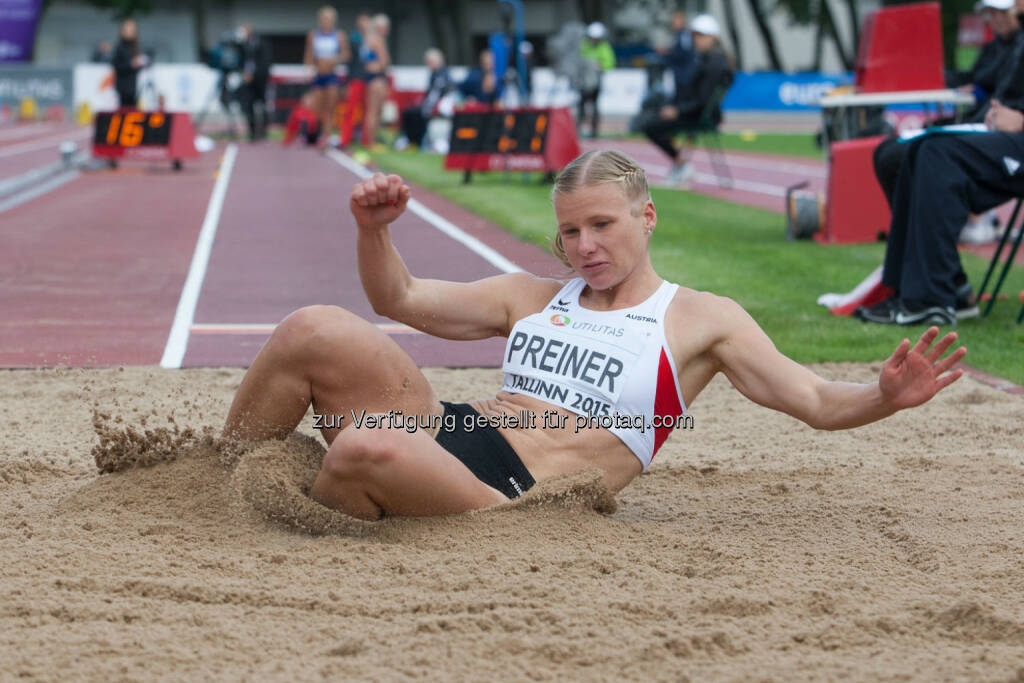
[550,150,651,268]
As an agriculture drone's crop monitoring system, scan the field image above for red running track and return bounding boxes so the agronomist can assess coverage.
[1,148,221,366]
[0,123,90,183]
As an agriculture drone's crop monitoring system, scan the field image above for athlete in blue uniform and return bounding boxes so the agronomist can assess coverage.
[359,14,391,146]
[304,6,349,148]
[222,150,966,520]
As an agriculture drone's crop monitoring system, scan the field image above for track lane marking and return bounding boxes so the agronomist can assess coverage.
[189,322,422,335]
[160,144,238,368]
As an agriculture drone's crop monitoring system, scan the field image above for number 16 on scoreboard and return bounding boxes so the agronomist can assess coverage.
[92,108,200,170]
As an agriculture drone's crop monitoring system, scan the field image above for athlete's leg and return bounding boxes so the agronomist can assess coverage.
[363,78,387,145]
[222,305,441,445]
[320,83,340,147]
[311,425,507,519]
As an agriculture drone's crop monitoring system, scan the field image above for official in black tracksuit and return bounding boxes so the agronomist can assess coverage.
[237,24,272,141]
[399,48,452,148]
[858,104,1024,325]
[112,18,147,108]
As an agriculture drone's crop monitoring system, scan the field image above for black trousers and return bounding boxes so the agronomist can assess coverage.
[642,113,701,162]
[239,81,267,140]
[578,87,600,137]
[116,85,137,109]
[881,132,1024,307]
[400,106,428,146]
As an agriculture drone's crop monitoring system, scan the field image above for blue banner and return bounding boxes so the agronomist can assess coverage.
[0,0,42,63]
[722,71,853,111]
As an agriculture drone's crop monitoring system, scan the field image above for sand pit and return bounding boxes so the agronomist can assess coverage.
[2,363,1023,680]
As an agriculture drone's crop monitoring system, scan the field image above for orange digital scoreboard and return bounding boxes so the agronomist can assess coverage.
[92,109,199,170]
[444,106,580,175]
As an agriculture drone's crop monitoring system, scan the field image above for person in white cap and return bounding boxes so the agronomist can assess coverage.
[578,21,616,138]
[641,14,733,185]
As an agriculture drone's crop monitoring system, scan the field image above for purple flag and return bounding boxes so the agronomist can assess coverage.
[0,0,43,63]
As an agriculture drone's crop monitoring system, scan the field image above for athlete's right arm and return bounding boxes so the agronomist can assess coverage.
[351,173,557,339]
[303,32,313,67]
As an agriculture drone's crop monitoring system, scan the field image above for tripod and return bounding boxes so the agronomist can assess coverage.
[136,63,161,110]
[194,69,242,138]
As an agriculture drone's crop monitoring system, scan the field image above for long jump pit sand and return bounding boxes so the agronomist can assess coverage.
[2,363,1022,681]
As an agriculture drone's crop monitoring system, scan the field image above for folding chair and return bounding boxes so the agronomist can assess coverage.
[677,83,733,189]
[977,197,1024,320]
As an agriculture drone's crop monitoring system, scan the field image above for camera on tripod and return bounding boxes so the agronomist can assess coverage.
[207,30,245,74]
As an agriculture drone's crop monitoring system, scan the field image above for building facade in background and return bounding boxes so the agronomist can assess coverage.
[33,0,875,74]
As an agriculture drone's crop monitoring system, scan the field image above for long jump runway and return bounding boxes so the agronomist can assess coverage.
[1,138,560,369]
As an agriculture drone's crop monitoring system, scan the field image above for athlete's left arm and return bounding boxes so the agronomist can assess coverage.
[376,36,391,71]
[338,31,350,65]
[704,297,966,430]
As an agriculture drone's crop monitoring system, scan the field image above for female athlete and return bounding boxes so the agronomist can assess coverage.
[303,6,349,149]
[222,150,966,520]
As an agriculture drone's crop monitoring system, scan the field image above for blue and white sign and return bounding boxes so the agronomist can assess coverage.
[723,71,854,111]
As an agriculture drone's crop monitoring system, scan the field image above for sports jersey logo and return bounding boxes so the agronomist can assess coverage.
[550,314,570,326]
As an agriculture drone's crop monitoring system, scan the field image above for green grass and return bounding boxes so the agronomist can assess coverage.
[702,132,821,159]
[371,149,1024,384]
[602,131,822,159]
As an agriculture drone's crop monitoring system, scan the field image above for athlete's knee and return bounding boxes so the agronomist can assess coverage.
[270,305,360,361]
[321,427,399,481]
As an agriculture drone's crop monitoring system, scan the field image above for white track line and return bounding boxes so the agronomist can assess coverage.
[325,148,523,274]
[160,144,238,368]
[190,322,422,335]
[0,122,55,141]
[0,169,79,214]
[0,127,91,159]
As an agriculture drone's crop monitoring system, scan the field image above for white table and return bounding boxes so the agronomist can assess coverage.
[818,88,976,143]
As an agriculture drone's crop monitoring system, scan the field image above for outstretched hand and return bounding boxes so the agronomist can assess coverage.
[350,173,411,229]
[879,326,966,410]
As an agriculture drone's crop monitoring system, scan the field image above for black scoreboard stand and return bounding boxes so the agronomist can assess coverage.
[444,106,581,183]
[92,108,199,171]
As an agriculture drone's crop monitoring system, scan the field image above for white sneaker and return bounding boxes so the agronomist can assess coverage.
[959,220,998,244]
[665,162,695,186]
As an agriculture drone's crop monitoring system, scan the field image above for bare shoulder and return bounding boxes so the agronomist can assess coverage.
[664,288,753,349]
[503,273,565,319]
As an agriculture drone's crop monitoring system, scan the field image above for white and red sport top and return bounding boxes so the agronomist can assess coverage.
[501,278,686,470]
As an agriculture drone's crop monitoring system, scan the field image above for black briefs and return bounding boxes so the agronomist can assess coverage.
[435,402,535,499]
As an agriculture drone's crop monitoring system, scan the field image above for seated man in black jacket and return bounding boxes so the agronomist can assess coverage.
[874,0,1024,243]
[641,14,733,185]
[857,102,1024,326]
[397,48,453,149]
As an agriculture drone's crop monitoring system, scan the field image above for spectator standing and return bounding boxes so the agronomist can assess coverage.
[237,24,272,141]
[578,22,615,138]
[112,19,148,108]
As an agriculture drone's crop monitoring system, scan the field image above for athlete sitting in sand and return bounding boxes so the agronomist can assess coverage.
[222,150,966,521]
